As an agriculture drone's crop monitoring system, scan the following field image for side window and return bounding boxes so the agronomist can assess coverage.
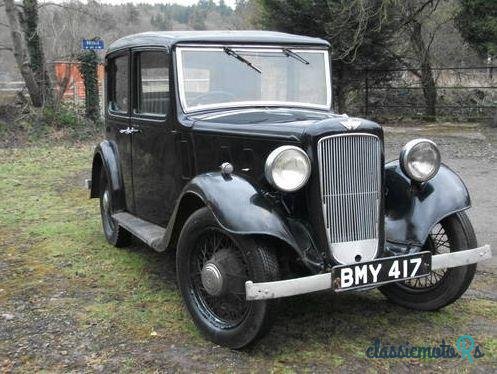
[136,51,169,116]
[109,55,129,113]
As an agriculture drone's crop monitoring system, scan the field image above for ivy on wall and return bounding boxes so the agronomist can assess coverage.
[77,49,100,122]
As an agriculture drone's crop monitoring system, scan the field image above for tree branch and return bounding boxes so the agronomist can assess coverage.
[381,45,421,78]
[400,0,438,28]
[37,1,107,21]
[426,15,455,52]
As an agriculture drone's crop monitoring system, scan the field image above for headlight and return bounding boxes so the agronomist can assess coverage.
[265,146,311,192]
[400,139,441,182]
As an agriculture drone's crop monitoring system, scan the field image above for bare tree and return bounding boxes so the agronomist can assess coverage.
[4,0,43,106]
[390,0,447,117]
[408,9,437,117]
[21,0,54,105]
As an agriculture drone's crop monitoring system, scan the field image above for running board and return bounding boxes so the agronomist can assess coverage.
[112,212,165,250]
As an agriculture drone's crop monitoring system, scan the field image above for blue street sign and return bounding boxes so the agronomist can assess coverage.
[82,39,104,50]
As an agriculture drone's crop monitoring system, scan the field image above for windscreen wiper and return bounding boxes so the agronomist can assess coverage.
[223,47,262,74]
[282,48,310,65]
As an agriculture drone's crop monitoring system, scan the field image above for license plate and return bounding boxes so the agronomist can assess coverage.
[331,252,432,292]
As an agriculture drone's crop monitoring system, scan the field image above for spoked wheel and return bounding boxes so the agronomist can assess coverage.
[177,208,280,348]
[191,230,250,328]
[400,223,450,290]
[380,211,477,310]
[99,168,131,247]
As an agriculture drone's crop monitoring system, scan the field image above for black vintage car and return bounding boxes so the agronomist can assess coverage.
[88,31,491,348]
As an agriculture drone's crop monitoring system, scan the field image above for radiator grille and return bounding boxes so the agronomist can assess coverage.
[317,134,381,249]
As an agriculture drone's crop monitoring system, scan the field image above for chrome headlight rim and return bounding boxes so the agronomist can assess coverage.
[265,145,311,192]
[400,138,441,182]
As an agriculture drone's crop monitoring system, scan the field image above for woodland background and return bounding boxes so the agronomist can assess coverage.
[0,0,496,144]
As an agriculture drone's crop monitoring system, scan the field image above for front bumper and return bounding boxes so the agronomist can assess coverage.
[245,245,492,300]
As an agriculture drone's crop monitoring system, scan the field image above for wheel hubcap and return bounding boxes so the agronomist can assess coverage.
[190,231,250,328]
[201,262,224,296]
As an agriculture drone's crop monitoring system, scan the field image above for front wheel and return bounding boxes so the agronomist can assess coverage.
[380,211,477,310]
[176,207,280,349]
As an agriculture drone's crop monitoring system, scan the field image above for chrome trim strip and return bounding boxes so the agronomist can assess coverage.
[317,133,382,264]
[176,44,329,49]
[176,46,331,113]
[245,245,492,300]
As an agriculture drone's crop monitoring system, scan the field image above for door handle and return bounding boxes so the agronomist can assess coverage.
[119,127,141,135]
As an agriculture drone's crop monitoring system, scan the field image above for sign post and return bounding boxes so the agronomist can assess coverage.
[81,39,104,50]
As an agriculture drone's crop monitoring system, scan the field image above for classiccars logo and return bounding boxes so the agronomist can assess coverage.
[366,336,484,362]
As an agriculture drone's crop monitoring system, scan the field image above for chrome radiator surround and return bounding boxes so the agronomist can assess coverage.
[317,133,382,264]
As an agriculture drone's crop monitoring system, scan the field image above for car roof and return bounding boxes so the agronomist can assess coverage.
[107,30,330,54]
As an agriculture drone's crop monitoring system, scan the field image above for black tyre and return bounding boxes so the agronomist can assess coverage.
[176,207,280,349]
[99,168,131,247]
[380,211,477,311]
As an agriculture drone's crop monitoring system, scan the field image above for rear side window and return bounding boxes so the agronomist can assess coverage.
[108,55,129,113]
[136,51,169,116]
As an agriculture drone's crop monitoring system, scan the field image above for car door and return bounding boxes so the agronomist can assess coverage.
[130,48,178,226]
[106,50,134,213]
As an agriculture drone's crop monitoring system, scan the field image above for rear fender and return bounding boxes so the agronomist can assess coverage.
[90,140,125,210]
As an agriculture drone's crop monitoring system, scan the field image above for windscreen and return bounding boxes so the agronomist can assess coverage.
[177,47,331,112]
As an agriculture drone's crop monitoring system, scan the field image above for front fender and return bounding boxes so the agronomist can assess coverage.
[187,172,300,247]
[385,160,470,246]
[158,172,321,269]
[90,140,125,210]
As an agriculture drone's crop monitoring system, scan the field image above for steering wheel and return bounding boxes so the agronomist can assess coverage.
[189,91,236,106]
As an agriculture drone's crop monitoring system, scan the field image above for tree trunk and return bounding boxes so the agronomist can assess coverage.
[54,63,72,106]
[4,0,43,107]
[409,19,437,117]
[21,0,54,106]
[420,60,437,117]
